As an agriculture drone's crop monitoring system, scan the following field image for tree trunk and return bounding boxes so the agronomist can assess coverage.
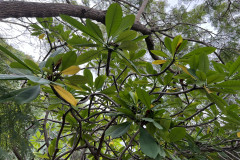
[0,1,158,59]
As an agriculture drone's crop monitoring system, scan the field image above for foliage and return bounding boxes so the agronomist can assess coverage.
[0,1,240,160]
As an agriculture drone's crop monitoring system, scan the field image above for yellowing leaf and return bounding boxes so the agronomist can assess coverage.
[152,60,167,65]
[237,132,240,137]
[62,66,80,75]
[151,104,154,108]
[39,34,45,39]
[52,85,78,106]
[176,37,183,49]
[177,64,196,80]
[204,86,213,94]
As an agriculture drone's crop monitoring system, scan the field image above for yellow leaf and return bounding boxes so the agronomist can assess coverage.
[152,60,167,65]
[237,132,240,137]
[52,85,78,106]
[177,64,196,80]
[151,104,154,108]
[39,33,45,39]
[62,66,80,75]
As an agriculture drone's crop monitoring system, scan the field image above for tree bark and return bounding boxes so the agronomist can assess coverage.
[0,1,151,34]
[0,1,158,59]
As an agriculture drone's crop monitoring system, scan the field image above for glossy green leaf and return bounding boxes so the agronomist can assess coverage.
[60,15,102,43]
[132,35,149,42]
[196,71,206,81]
[65,75,88,85]
[95,75,106,90]
[14,85,40,104]
[0,74,27,80]
[76,50,99,65]
[150,50,168,58]
[229,56,240,77]
[169,127,186,142]
[0,87,29,103]
[115,107,135,119]
[24,59,40,72]
[215,80,240,90]
[61,51,77,70]
[212,61,225,73]
[119,41,138,51]
[207,74,225,84]
[189,55,199,70]
[164,37,172,54]
[105,122,131,138]
[140,127,160,159]
[206,93,227,112]
[142,118,163,129]
[116,50,140,74]
[84,69,93,87]
[198,53,209,73]
[0,45,33,72]
[26,75,50,84]
[86,19,104,42]
[111,14,135,38]
[182,47,216,59]
[115,30,137,43]
[136,88,151,109]
[106,3,122,38]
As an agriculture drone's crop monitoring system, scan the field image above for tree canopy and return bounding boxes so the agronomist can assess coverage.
[0,0,240,159]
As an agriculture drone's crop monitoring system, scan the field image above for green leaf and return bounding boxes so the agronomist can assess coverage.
[105,122,131,138]
[229,56,240,77]
[140,127,160,159]
[212,61,225,73]
[48,138,56,156]
[0,87,29,103]
[136,88,151,109]
[24,59,40,72]
[189,55,199,70]
[0,74,27,80]
[142,118,163,129]
[171,35,182,54]
[196,71,206,81]
[95,75,106,90]
[61,51,77,70]
[132,35,149,42]
[206,93,227,112]
[0,45,34,72]
[116,50,140,74]
[115,30,137,43]
[14,85,40,104]
[115,107,135,119]
[111,14,135,38]
[26,75,50,84]
[65,75,88,85]
[198,53,209,73]
[215,80,240,90]
[106,3,122,38]
[207,74,225,84]
[150,50,168,58]
[182,47,216,59]
[76,50,99,65]
[119,41,138,51]
[169,127,186,142]
[84,69,93,87]
[164,37,172,54]
[86,19,104,42]
[60,15,102,43]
